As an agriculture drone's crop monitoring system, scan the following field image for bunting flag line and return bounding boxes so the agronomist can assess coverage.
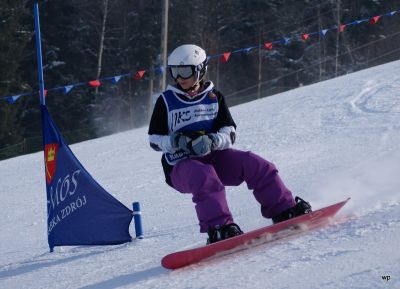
[2,9,399,104]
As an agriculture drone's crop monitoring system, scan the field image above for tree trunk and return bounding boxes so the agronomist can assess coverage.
[95,0,109,94]
[335,0,341,77]
[318,4,322,82]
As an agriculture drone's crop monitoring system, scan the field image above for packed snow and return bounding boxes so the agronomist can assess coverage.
[1,60,400,288]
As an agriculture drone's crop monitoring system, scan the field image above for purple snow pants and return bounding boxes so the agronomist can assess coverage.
[170,148,295,232]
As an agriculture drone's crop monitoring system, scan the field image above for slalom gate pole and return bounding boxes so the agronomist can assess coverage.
[132,202,144,239]
[34,3,52,252]
[34,3,46,106]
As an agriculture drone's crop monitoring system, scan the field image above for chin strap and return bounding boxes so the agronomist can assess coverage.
[186,84,201,98]
[181,76,204,98]
[185,71,201,92]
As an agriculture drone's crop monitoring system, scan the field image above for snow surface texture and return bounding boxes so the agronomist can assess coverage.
[1,61,400,289]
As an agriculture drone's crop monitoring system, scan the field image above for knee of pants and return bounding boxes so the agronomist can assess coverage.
[243,151,278,182]
[171,160,224,195]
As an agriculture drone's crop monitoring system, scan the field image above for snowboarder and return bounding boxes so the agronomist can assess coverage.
[148,44,312,244]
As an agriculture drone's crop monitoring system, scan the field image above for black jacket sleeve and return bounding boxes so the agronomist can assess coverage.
[148,96,168,135]
[214,90,237,130]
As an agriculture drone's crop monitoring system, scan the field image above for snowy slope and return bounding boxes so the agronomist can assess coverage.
[1,60,400,289]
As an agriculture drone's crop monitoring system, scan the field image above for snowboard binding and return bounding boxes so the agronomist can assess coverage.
[207,223,243,244]
[272,196,312,224]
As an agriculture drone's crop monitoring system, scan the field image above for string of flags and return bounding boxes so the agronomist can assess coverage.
[1,9,399,104]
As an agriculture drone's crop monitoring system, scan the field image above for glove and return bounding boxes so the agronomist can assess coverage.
[208,133,220,150]
[191,133,220,156]
[170,132,191,153]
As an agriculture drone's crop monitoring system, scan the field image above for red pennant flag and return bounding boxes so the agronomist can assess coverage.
[221,52,231,62]
[38,89,48,98]
[264,42,273,50]
[134,70,146,80]
[370,16,380,25]
[339,24,346,32]
[302,34,310,40]
[89,80,101,87]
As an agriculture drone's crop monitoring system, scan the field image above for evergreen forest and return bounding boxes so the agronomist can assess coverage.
[1,0,399,159]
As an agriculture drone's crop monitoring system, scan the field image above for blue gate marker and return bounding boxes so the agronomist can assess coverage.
[132,202,144,239]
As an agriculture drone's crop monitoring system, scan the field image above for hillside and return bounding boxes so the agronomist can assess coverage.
[1,60,400,288]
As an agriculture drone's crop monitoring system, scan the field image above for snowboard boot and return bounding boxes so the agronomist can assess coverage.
[207,223,243,244]
[272,196,312,224]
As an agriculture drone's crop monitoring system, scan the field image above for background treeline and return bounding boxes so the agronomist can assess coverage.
[1,0,400,159]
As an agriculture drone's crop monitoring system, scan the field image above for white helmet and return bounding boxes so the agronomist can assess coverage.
[167,44,208,83]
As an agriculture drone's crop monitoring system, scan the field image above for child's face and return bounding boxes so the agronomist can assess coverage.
[177,75,197,90]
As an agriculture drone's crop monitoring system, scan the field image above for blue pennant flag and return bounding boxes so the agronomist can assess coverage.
[157,66,165,75]
[321,29,329,36]
[7,95,22,104]
[63,85,74,95]
[243,47,253,54]
[111,75,123,84]
[355,19,368,24]
[281,37,290,45]
[41,105,133,251]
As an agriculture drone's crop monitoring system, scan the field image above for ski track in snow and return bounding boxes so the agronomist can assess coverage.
[1,61,400,288]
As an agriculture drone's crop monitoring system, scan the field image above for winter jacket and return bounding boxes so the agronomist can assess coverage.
[148,81,236,186]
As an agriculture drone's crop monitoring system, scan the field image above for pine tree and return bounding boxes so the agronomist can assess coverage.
[0,0,31,148]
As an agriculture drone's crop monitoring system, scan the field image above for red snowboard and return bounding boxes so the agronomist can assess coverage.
[162,198,350,270]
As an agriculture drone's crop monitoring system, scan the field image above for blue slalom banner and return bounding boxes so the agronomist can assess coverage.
[42,105,133,251]
[34,3,133,251]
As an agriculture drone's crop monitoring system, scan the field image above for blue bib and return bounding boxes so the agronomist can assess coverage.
[161,85,219,165]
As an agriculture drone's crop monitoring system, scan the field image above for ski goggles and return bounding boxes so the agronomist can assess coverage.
[169,65,197,80]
